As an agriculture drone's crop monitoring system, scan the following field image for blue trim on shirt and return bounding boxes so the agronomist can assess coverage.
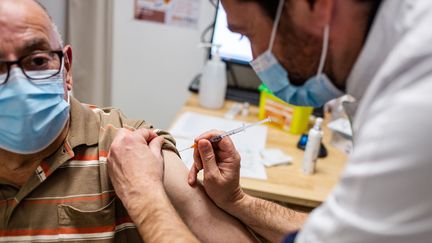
[283,231,299,243]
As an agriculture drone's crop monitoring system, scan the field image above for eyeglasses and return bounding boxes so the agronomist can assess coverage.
[0,50,64,85]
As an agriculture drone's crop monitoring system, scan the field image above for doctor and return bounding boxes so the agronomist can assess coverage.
[108,0,432,242]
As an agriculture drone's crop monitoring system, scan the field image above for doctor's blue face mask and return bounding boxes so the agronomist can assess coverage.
[250,0,343,107]
[0,59,70,155]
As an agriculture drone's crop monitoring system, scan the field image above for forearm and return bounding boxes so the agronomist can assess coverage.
[226,194,308,243]
[163,151,259,243]
[129,186,199,243]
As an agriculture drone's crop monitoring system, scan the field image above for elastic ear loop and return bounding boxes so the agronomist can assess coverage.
[268,1,330,77]
[59,59,72,104]
[317,25,330,76]
[268,0,285,52]
[67,90,72,104]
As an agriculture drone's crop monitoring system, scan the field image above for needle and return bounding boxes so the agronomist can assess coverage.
[179,117,272,153]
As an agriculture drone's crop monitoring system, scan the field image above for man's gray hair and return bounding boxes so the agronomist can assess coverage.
[34,0,65,48]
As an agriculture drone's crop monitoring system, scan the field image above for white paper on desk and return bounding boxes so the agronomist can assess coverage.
[171,112,268,180]
[260,148,293,167]
[170,112,267,151]
[238,149,267,180]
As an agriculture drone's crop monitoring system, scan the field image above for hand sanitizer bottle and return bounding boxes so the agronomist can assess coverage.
[199,44,227,109]
[303,118,324,175]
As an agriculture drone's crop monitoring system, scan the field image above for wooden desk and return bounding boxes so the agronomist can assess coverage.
[174,95,347,208]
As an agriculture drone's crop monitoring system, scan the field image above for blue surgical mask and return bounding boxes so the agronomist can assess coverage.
[250,0,343,107]
[0,67,70,154]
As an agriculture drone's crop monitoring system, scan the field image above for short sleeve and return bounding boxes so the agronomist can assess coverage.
[96,107,180,157]
[135,121,180,157]
[282,231,299,243]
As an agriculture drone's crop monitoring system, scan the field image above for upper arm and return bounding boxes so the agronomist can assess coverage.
[162,150,258,243]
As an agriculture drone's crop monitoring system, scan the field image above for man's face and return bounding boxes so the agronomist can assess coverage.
[0,0,72,94]
[221,0,273,60]
[221,0,328,86]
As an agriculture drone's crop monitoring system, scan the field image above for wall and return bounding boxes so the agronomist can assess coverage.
[37,0,68,41]
[111,0,215,129]
[67,0,113,107]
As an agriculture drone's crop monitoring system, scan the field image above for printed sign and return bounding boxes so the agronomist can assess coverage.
[135,0,201,29]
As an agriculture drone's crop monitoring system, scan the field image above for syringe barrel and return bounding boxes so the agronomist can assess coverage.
[209,135,223,143]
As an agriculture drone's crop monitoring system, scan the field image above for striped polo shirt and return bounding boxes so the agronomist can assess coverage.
[0,97,178,242]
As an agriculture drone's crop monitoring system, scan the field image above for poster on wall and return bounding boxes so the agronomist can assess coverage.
[134,0,201,29]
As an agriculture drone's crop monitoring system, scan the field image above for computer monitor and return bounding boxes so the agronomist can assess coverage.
[207,2,261,99]
[210,3,253,64]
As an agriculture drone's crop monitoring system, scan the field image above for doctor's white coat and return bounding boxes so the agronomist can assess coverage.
[298,0,432,242]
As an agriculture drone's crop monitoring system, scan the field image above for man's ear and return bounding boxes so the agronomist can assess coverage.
[63,45,73,91]
[289,0,334,36]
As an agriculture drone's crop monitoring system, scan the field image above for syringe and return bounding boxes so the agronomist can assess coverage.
[179,117,272,153]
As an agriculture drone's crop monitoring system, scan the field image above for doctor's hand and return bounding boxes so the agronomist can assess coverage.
[188,130,246,211]
[107,128,166,215]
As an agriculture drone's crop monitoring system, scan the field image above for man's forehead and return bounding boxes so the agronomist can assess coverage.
[0,0,57,57]
[0,0,48,14]
[0,0,51,31]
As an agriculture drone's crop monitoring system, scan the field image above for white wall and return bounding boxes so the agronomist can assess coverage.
[37,0,68,41]
[111,0,215,129]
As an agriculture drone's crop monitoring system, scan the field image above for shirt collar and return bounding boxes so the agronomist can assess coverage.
[66,97,100,150]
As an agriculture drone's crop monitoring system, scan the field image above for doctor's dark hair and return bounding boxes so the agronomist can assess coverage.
[242,0,383,30]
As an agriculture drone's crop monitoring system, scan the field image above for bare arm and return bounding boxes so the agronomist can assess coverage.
[130,183,199,243]
[226,194,308,243]
[162,150,259,243]
[189,131,308,242]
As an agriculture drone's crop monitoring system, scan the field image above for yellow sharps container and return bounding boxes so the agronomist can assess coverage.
[258,84,313,135]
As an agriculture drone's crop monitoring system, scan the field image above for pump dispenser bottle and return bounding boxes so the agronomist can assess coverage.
[303,118,324,174]
[199,44,227,109]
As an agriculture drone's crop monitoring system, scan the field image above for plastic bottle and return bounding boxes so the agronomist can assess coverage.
[303,118,324,175]
[199,44,227,109]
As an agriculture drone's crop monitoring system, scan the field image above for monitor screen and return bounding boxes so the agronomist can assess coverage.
[211,3,253,64]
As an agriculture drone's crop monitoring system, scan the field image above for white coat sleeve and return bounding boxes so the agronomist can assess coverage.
[296,78,432,243]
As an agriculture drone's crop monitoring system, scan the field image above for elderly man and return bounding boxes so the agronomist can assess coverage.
[109,0,432,242]
[0,0,258,242]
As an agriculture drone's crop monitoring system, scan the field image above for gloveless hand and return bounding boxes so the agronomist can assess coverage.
[107,128,166,216]
[188,130,246,211]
